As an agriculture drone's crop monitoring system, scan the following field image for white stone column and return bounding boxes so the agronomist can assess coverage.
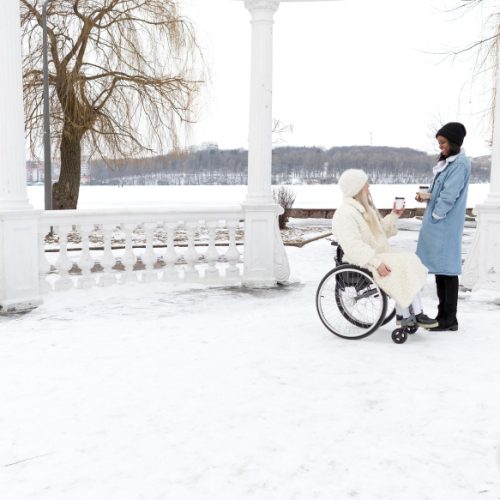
[241,0,290,287]
[462,42,500,292]
[244,0,279,204]
[0,0,42,312]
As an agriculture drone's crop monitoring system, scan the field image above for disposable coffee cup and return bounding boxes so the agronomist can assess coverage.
[419,185,429,195]
[394,197,405,209]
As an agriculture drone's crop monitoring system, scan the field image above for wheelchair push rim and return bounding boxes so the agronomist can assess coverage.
[316,264,388,339]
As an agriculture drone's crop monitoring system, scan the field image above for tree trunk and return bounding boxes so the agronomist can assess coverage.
[52,129,82,209]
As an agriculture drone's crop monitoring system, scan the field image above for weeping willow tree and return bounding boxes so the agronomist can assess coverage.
[21,0,204,209]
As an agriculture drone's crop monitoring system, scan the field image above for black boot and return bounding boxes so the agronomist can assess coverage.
[435,274,446,323]
[443,275,459,327]
[430,275,459,331]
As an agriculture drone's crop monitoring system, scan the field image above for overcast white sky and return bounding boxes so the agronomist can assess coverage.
[182,0,500,157]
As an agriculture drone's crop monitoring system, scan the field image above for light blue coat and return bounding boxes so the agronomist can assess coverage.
[416,151,471,275]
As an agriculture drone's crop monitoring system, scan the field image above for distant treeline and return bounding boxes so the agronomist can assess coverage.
[88,146,491,185]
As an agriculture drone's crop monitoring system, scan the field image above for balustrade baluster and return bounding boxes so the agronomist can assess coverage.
[163,222,179,281]
[98,224,117,286]
[183,221,200,281]
[141,222,158,282]
[38,225,52,292]
[54,225,74,290]
[77,224,96,288]
[225,220,241,279]
[120,223,137,283]
[204,220,220,280]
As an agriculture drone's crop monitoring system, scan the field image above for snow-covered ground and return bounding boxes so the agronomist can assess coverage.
[1,217,499,500]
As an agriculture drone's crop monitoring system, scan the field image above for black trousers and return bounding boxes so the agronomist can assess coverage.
[435,274,459,326]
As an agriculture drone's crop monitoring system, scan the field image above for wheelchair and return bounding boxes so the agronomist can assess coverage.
[316,243,418,344]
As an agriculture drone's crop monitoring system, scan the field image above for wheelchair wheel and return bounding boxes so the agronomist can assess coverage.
[316,265,388,339]
[407,325,418,334]
[391,328,408,344]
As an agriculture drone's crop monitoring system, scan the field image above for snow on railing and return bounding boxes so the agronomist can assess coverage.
[38,207,244,291]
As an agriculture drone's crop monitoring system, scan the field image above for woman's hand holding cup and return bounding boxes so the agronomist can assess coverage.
[416,185,431,202]
[392,197,405,217]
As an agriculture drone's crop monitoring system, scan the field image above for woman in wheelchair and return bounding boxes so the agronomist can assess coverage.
[332,169,437,330]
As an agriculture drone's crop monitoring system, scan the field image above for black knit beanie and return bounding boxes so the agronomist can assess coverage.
[435,122,467,147]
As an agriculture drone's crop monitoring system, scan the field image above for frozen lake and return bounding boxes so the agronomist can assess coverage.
[26,183,491,210]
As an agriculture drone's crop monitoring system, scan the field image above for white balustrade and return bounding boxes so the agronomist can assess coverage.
[38,207,244,292]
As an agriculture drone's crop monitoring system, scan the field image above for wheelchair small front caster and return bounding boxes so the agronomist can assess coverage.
[406,325,418,335]
[392,328,408,344]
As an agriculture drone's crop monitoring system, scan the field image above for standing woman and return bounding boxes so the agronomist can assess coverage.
[416,122,471,331]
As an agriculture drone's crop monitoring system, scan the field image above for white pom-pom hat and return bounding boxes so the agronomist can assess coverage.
[338,169,368,197]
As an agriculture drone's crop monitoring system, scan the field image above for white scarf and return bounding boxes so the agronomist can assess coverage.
[432,148,464,176]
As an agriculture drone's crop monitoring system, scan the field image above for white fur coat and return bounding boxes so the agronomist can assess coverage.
[332,198,428,308]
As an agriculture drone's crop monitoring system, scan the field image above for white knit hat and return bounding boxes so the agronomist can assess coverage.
[338,169,368,197]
